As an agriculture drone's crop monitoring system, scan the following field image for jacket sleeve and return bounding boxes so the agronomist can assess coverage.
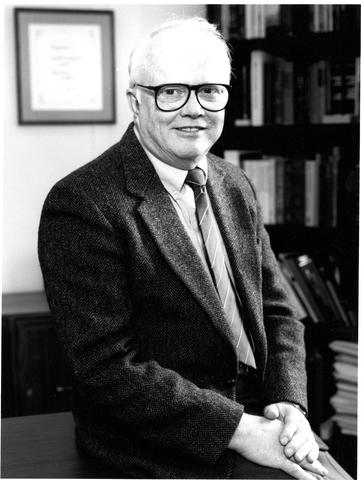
[38,179,243,465]
[255,198,308,411]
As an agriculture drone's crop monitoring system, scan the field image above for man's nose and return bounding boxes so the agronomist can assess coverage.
[180,90,204,116]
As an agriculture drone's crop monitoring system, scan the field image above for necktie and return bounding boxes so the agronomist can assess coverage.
[185,167,256,369]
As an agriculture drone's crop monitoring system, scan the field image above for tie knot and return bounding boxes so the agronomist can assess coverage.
[185,167,206,190]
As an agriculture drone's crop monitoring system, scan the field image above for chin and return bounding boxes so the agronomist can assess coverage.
[176,145,208,161]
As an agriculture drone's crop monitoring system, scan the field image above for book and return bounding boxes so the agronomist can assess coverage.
[355,57,360,118]
[245,5,255,39]
[329,340,357,436]
[224,150,263,169]
[319,154,333,227]
[304,154,321,226]
[223,150,243,168]
[324,60,356,120]
[233,62,251,125]
[250,50,272,126]
[316,258,351,326]
[294,62,310,124]
[295,254,344,324]
[277,260,308,319]
[284,158,305,225]
[242,158,273,223]
[242,156,286,224]
[267,156,286,224]
[229,5,246,40]
[333,362,357,384]
[278,252,327,324]
[329,146,340,227]
[282,59,294,124]
[309,60,327,124]
[264,4,282,36]
[329,340,358,356]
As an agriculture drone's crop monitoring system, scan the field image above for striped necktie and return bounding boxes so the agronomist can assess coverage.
[185,167,256,369]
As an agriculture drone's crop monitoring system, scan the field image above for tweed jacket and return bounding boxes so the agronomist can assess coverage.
[38,123,307,479]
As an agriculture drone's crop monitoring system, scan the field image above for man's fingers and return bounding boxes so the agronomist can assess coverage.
[263,404,279,420]
[306,444,320,463]
[299,458,327,477]
[283,430,305,455]
[280,420,297,446]
[292,440,318,464]
[282,459,322,480]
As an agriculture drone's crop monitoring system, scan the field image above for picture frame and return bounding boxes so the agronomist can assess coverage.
[15,8,116,124]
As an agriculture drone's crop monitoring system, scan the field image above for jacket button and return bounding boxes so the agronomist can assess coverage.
[224,378,236,388]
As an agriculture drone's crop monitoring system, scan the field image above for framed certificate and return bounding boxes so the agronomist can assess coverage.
[15,8,116,124]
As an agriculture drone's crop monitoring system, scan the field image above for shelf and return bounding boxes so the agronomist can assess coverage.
[264,224,341,254]
[229,31,360,61]
[214,122,360,158]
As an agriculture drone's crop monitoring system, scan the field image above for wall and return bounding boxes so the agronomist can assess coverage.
[3,3,207,294]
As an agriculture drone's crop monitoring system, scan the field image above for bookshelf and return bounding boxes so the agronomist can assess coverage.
[208,5,359,477]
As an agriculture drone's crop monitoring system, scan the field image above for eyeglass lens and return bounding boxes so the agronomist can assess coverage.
[156,85,229,111]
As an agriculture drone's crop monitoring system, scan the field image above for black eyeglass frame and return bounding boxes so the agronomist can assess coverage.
[135,83,231,112]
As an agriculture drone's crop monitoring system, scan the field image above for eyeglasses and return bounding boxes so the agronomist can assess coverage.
[135,83,231,112]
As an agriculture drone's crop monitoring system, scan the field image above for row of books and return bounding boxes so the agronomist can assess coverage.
[278,253,354,327]
[329,340,357,436]
[232,52,359,126]
[219,5,360,40]
[224,147,341,228]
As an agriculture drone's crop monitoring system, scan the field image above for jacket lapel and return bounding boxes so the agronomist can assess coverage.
[207,158,267,370]
[120,126,236,350]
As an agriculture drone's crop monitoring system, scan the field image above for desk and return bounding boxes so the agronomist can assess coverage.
[1,411,118,478]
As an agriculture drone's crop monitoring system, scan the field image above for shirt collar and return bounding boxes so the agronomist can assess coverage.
[134,126,208,200]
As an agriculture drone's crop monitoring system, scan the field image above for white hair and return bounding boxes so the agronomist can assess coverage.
[128,17,231,87]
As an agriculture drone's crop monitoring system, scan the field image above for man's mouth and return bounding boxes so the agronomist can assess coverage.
[175,126,205,132]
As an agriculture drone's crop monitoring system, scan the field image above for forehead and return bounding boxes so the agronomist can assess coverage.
[143,29,230,84]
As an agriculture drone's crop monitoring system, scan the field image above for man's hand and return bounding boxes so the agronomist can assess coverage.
[264,402,319,464]
[228,413,327,480]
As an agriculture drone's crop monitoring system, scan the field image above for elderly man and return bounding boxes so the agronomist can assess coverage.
[38,17,351,480]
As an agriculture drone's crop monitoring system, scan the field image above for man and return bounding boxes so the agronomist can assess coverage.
[38,18,351,480]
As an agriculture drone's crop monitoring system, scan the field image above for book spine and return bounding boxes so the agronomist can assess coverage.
[251,51,267,126]
[289,158,305,225]
[321,272,351,326]
[297,254,341,323]
[229,5,246,40]
[278,254,321,324]
[279,253,327,323]
[325,60,355,118]
[277,260,308,319]
[220,5,230,40]
[294,62,309,124]
[223,150,241,168]
[264,59,274,125]
[267,159,276,224]
[243,159,271,223]
[245,5,253,39]
[273,58,284,124]
[275,158,285,224]
[329,146,340,227]
[305,154,321,226]
[355,57,360,118]
[233,62,251,125]
[282,60,294,125]
[319,155,332,226]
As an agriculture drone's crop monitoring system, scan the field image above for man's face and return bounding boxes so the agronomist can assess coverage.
[131,32,230,170]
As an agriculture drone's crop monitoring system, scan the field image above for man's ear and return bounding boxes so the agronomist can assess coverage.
[127,88,140,117]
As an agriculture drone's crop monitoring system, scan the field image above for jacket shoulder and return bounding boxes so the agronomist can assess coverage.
[208,152,258,203]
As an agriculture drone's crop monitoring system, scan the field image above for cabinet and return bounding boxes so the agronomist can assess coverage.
[2,292,72,417]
